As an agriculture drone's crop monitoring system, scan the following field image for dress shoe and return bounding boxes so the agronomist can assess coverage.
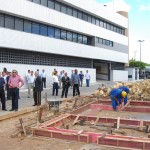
[32,104,37,106]
[2,109,7,111]
[9,109,15,111]
[15,109,18,112]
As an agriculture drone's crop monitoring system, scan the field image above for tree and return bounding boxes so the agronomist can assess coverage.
[129,59,146,70]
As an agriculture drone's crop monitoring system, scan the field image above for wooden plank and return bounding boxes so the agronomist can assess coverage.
[94,111,101,126]
[72,114,80,126]
[19,118,27,136]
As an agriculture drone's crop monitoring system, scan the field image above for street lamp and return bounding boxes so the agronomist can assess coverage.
[137,40,144,62]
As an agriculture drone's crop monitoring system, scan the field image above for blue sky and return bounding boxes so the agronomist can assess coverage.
[96,0,150,63]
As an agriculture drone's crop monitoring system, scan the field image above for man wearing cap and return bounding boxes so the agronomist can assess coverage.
[109,88,127,111]
[8,70,24,111]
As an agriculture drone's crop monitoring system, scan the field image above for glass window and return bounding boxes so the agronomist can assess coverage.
[73,9,78,17]
[92,17,96,24]
[99,38,103,44]
[5,16,14,29]
[33,0,40,4]
[103,22,107,28]
[106,40,110,46]
[83,36,87,44]
[15,18,23,31]
[48,26,54,37]
[0,14,4,27]
[78,34,83,44]
[24,21,32,33]
[55,2,61,11]
[78,11,82,19]
[48,0,54,9]
[32,23,40,34]
[96,37,99,44]
[67,7,72,16]
[96,19,100,26]
[83,13,88,21]
[87,15,92,23]
[110,25,114,31]
[102,39,106,45]
[73,33,78,42]
[61,30,67,40]
[41,0,47,6]
[40,25,47,36]
[114,26,117,32]
[55,28,61,39]
[100,20,103,27]
[61,5,67,14]
[67,32,72,41]
[106,23,111,30]
[110,41,113,47]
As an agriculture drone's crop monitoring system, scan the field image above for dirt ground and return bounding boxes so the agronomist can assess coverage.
[0,111,132,150]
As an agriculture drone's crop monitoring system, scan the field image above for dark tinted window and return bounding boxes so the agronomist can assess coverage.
[55,28,61,39]
[87,15,92,23]
[96,37,99,43]
[48,26,54,37]
[48,0,54,9]
[67,32,72,41]
[61,30,67,40]
[78,11,82,19]
[83,36,87,44]
[73,33,78,42]
[99,38,103,44]
[24,21,32,33]
[0,14,4,27]
[103,22,107,28]
[73,9,78,17]
[92,17,96,24]
[32,23,40,34]
[33,0,40,4]
[78,34,83,44]
[55,2,61,11]
[67,7,72,16]
[15,18,23,31]
[5,16,14,29]
[41,0,47,6]
[96,19,100,26]
[100,20,103,27]
[61,5,67,14]
[107,23,111,30]
[83,13,88,21]
[40,25,47,36]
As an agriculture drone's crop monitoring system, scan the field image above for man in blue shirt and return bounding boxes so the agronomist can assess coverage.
[0,72,7,111]
[119,86,129,105]
[109,88,127,111]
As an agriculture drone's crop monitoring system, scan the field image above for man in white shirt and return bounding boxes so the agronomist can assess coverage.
[40,69,46,88]
[85,70,90,87]
[27,71,35,98]
[52,72,59,96]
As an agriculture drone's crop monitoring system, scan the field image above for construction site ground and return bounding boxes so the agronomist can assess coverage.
[0,80,149,150]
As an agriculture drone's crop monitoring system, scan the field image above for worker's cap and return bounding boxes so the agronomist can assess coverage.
[121,91,127,98]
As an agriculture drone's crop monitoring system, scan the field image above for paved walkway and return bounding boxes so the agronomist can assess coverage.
[0,80,115,115]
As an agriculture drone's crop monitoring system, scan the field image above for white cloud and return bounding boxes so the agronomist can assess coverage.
[140,5,150,11]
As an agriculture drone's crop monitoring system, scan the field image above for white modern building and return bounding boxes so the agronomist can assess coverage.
[0,0,129,86]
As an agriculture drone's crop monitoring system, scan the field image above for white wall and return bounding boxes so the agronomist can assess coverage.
[0,63,96,89]
[0,28,128,63]
[125,68,135,81]
[0,0,128,46]
[110,70,128,82]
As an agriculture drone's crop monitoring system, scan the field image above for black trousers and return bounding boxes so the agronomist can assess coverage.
[61,86,69,98]
[53,83,58,96]
[33,90,41,106]
[73,84,80,96]
[0,88,6,110]
[11,88,19,110]
[6,84,11,99]
[42,78,46,88]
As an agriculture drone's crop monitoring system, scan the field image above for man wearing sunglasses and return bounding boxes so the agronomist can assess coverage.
[8,70,24,111]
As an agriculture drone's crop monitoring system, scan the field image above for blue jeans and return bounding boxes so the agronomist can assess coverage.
[86,79,90,87]
[11,88,19,110]
[53,83,58,96]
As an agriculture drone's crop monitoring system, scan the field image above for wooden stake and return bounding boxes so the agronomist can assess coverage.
[19,118,27,136]
[72,114,80,126]
[94,111,101,126]
[117,117,120,129]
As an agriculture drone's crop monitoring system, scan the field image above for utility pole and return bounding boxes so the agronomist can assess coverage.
[137,40,144,62]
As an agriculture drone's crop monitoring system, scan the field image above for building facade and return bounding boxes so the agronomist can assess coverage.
[0,0,129,86]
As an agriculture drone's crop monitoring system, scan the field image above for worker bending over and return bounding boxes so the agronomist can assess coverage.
[119,86,129,105]
[109,88,127,111]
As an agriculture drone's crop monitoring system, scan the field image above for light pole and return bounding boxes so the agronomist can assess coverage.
[137,40,144,62]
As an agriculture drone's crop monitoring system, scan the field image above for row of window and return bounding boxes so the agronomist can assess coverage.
[28,0,125,35]
[0,13,91,45]
[96,37,113,47]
